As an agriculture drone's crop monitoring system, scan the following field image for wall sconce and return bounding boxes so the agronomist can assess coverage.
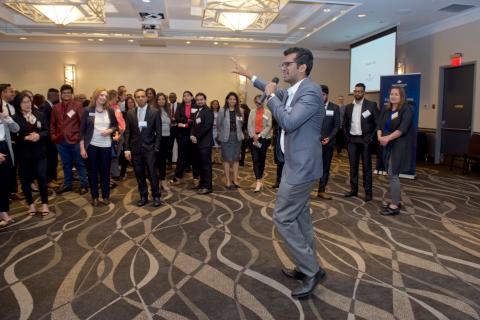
[64,64,76,89]
[396,61,406,75]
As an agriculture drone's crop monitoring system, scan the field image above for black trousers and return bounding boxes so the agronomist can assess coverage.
[167,127,177,164]
[240,137,250,165]
[156,137,170,180]
[46,139,58,183]
[318,145,334,192]
[175,131,199,179]
[19,156,48,205]
[10,143,18,193]
[251,138,271,179]
[133,150,159,198]
[196,146,212,189]
[0,141,13,212]
[87,145,112,199]
[347,136,373,194]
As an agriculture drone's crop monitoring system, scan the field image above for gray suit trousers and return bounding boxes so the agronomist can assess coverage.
[273,179,320,277]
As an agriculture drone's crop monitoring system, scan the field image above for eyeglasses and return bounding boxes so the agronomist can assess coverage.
[279,61,296,68]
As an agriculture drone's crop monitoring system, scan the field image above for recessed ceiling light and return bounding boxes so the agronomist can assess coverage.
[142,0,150,2]
[223,42,229,45]
[19,37,27,40]
[87,38,94,41]
[213,42,219,45]
[128,39,134,43]
[299,27,305,30]
[186,41,191,44]
[98,38,104,42]
[357,13,367,18]
[323,8,331,12]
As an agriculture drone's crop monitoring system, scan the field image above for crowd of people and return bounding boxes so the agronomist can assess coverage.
[0,74,413,226]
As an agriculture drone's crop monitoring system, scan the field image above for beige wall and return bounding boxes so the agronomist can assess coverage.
[398,19,480,131]
[0,50,349,106]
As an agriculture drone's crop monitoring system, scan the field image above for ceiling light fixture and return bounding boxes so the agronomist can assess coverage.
[19,37,27,40]
[4,0,106,25]
[98,38,104,41]
[357,13,367,18]
[186,41,191,44]
[202,0,288,31]
[213,41,219,45]
[128,39,134,42]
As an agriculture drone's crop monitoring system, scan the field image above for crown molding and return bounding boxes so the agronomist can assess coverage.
[398,7,480,45]
[0,41,349,59]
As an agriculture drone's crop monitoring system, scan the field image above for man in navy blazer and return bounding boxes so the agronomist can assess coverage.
[232,47,326,299]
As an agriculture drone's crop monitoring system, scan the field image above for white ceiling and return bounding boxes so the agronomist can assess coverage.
[0,0,479,52]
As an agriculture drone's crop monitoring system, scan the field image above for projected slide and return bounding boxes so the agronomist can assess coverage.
[350,32,396,92]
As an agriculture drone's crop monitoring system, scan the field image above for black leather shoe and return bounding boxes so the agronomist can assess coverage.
[153,197,162,207]
[344,191,357,198]
[291,268,327,299]
[197,188,212,195]
[364,194,373,202]
[380,207,400,216]
[271,181,280,188]
[57,186,72,194]
[137,197,147,207]
[79,187,89,195]
[282,267,306,280]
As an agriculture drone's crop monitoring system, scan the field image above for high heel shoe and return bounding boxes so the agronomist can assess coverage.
[254,182,263,193]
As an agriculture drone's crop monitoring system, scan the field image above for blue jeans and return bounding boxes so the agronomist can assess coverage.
[56,141,88,188]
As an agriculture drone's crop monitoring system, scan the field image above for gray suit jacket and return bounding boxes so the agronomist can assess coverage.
[0,116,20,165]
[254,77,325,185]
[216,108,245,142]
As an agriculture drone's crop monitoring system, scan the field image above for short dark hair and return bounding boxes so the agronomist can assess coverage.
[60,84,74,93]
[321,85,329,95]
[283,47,314,76]
[183,90,193,97]
[0,83,11,93]
[134,89,145,97]
[355,83,366,91]
[47,88,59,94]
[13,92,32,114]
[146,87,156,97]
[195,92,207,100]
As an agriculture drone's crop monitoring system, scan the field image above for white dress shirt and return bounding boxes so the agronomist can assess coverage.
[280,78,306,153]
[90,110,111,148]
[350,98,364,136]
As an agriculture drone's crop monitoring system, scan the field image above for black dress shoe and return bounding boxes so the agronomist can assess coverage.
[57,186,72,194]
[364,194,373,202]
[271,181,280,188]
[380,207,400,216]
[282,267,306,280]
[79,187,89,195]
[197,188,212,195]
[344,191,358,198]
[291,268,327,299]
[137,197,147,207]
[153,197,162,207]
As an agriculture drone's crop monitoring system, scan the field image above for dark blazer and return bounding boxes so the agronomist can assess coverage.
[190,106,214,149]
[377,104,414,174]
[322,101,340,147]
[174,102,198,131]
[124,106,161,155]
[80,107,118,150]
[12,110,48,160]
[344,99,378,142]
[38,100,55,129]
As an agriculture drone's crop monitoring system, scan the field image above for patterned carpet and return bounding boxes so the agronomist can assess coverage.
[1,153,480,320]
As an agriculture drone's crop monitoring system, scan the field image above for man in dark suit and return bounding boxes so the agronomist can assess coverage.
[168,92,178,165]
[38,88,60,188]
[233,47,327,299]
[190,92,214,194]
[124,89,162,207]
[317,85,340,199]
[344,83,378,201]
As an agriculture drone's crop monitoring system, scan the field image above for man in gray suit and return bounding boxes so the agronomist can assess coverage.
[232,47,326,298]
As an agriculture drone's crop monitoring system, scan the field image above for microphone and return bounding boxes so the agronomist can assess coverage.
[260,77,280,103]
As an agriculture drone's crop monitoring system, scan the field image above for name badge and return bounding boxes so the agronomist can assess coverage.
[191,108,198,113]
[326,110,334,116]
[67,109,75,118]
[196,117,202,124]
[89,112,95,117]
[362,110,371,118]
[237,116,243,121]
[391,112,399,120]
[139,121,147,128]
[36,121,42,129]
[262,114,269,120]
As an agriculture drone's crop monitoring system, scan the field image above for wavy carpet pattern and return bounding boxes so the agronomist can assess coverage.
[1,154,480,320]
